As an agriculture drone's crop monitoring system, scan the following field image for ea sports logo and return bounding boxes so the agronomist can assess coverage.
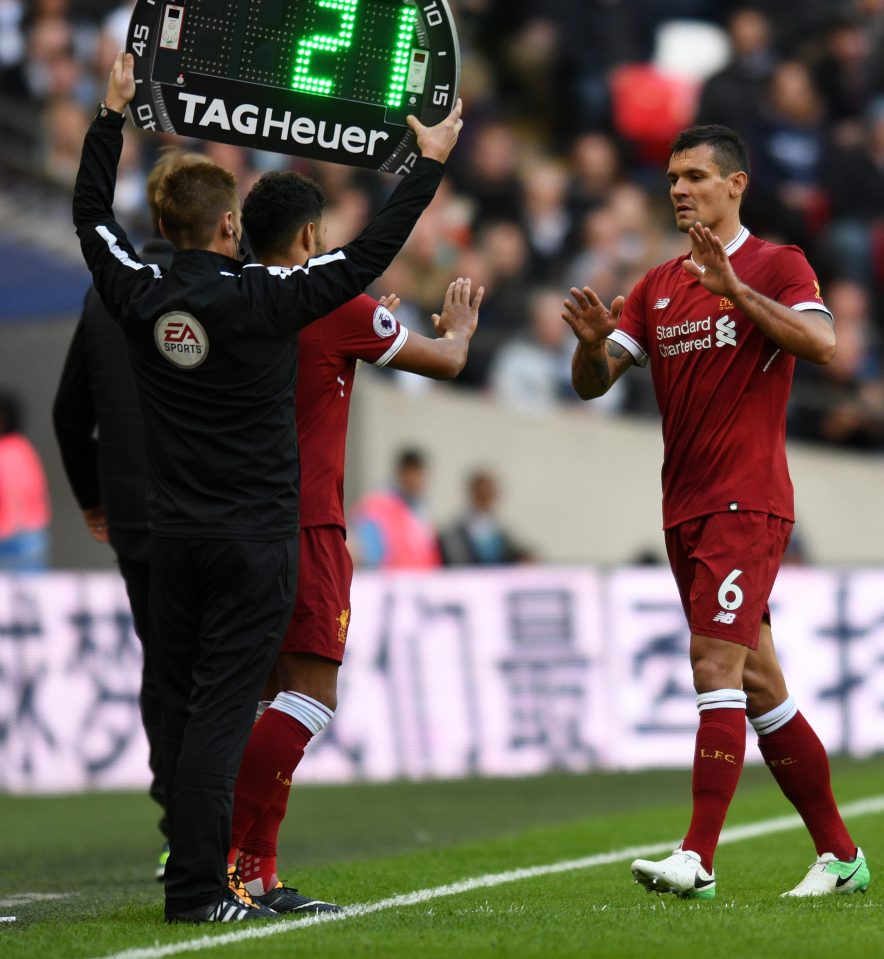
[154,312,209,368]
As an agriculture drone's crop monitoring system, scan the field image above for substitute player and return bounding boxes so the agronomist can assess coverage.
[226,169,482,912]
[562,124,869,899]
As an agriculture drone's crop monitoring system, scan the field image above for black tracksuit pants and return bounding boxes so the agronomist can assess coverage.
[117,554,167,835]
[149,535,297,917]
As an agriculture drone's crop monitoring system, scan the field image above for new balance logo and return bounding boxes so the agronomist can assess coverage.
[653,298,671,309]
[715,315,737,347]
[713,611,736,624]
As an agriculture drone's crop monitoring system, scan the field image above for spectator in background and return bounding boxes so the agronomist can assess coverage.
[519,159,572,281]
[489,287,580,414]
[0,390,51,570]
[567,132,624,222]
[455,219,531,388]
[789,279,884,450]
[564,205,624,305]
[751,60,829,244]
[0,0,24,71]
[41,94,88,185]
[383,180,471,319]
[350,448,441,569]
[812,11,881,143]
[0,14,73,104]
[697,7,778,135]
[820,95,884,285]
[451,120,522,225]
[438,469,533,566]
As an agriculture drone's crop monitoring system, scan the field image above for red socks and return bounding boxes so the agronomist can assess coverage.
[682,689,747,871]
[230,691,334,895]
[238,790,290,896]
[230,708,312,855]
[754,703,854,859]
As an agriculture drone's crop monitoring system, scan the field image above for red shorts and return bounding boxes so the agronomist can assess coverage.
[664,511,793,649]
[281,525,353,663]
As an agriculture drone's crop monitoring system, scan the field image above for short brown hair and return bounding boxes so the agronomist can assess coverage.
[155,161,239,250]
[146,147,206,232]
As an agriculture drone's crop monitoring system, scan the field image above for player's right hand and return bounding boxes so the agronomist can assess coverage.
[106,51,136,113]
[561,286,624,348]
[407,98,464,164]
[432,276,483,340]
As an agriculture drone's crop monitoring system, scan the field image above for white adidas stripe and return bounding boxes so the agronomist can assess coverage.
[94,794,884,959]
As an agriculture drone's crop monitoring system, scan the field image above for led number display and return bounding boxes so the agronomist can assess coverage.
[127,0,459,173]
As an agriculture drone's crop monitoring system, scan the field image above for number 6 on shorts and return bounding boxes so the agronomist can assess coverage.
[718,569,744,611]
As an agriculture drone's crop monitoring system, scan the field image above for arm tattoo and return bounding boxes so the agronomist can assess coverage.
[589,346,611,390]
[606,339,634,376]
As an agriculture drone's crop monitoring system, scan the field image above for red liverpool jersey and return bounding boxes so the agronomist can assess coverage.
[296,294,408,529]
[609,228,831,528]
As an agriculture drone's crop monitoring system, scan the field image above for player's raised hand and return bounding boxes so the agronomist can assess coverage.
[105,51,136,113]
[432,276,483,339]
[683,222,742,298]
[407,98,464,164]
[561,286,624,348]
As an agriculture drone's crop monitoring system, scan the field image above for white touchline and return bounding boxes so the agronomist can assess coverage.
[94,795,884,959]
[0,892,73,907]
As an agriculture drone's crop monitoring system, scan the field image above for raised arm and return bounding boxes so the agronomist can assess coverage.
[273,101,466,330]
[73,52,155,318]
[387,278,484,379]
[684,223,835,364]
[562,287,635,399]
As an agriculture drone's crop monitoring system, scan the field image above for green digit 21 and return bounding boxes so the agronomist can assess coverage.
[292,0,359,96]
[292,1,420,108]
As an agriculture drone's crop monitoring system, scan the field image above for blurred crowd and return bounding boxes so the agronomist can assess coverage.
[1,0,883,448]
[349,447,535,569]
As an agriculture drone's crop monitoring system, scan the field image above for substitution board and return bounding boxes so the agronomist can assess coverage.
[126,0,459,173]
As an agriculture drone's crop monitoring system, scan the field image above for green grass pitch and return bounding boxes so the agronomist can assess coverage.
[1,757,882,959]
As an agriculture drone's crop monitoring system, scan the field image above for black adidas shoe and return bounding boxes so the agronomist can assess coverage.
[254,882,341,915]
[166,888,279,923]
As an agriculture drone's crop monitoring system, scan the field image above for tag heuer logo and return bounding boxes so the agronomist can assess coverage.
[372,304,396,338]
[653,298,671,309]
[154,311,209,368]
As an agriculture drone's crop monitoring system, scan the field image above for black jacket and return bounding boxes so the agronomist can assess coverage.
[73,112,442,540]
[53,239,174,562]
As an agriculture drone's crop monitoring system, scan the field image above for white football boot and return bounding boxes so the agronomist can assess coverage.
[782,848,870,897]
[631,846,716,899]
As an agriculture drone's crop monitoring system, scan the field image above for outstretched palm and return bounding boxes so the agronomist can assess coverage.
[561,286,624,347]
